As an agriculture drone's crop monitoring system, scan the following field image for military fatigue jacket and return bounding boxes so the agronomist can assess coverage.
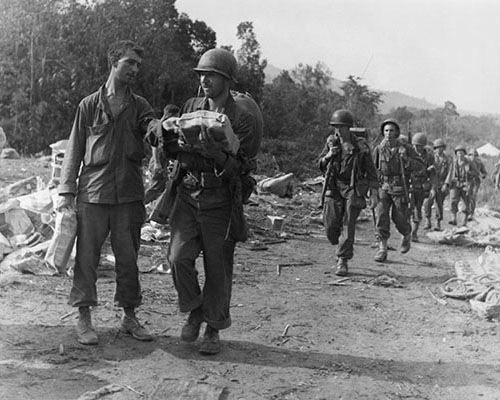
[373,138,424,196]
[411,147,437,191]
[445,158,478,190]
[433,152,451,185]
[318,134,378,198]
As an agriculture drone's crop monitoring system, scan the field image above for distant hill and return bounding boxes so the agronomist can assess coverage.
[264,63,439,114]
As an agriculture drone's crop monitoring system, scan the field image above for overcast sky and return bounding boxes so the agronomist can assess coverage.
[175,0,500,115]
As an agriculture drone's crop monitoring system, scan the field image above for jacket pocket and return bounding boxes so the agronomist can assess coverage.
[84,124,111,167]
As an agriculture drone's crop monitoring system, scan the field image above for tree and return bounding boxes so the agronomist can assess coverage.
[234,21,266,103]
[340,75,382,128]
[0,0,216,154]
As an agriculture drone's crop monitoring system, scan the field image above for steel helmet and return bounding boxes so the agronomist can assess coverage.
[329,109,354,127]
[411,132,427,146]
[194,48,238,82]
[380,118,400,137]
[454,144,466,153]
[433,138,446,148]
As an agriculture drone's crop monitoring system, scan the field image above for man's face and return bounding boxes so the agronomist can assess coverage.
[414,144,425,154]
[332,125,350,141]
[383,124,398,141]
[114,49,142,85]
[456,150,466,160]
[434,146,444,155]
[199,71,227,98]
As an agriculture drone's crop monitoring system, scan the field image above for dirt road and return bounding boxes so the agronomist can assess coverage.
[1,160,500,399]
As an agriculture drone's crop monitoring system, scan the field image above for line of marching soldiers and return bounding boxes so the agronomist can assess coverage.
[318,109,487,277]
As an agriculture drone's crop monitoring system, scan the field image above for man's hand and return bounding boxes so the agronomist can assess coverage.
[55,194,75,212]
[199,126,226,165]
[441,183,449,193]
[398,146,408,161]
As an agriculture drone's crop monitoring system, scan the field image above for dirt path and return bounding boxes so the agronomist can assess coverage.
[1,164,500,399]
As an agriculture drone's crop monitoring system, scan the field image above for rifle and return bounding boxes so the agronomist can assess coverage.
[407,120,412,146]
[319,134,339,208]
[320,159,334,209]
[399,152,411,208]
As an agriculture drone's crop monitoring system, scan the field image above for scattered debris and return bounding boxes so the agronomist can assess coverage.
[276,262,314,275]
[369,274,404,288]
[77,384,123,400]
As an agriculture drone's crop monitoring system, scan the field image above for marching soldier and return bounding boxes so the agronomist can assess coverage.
[443,145,477,227]
[467,148,487,220]
[372,119,424,262]
[423,138,451,231]
[318,109,378,276]
[409,132,436,241]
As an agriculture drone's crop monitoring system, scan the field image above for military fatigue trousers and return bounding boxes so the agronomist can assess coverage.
[69,201,145,308]
[375,190,411,240]
[449,187,470,215]
[323,188,363,260]
[424,188,447,221]
[411,189,428,223]
[168,196,235,330]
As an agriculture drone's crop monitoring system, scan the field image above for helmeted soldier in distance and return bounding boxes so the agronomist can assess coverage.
[409,132,436,241]
[466,148,487,221]
[423,138,451,231]
[372,118,424,262]
[318,109,378,276]
[443,144,478,227]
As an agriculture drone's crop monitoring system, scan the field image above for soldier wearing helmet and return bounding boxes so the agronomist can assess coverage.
[372,119,424,262]
[318,109,378,276]
[466,147,487,220]
[408,132,436,241]
[423,138,451,230]
[443,145,478,226]
[157,48,261,355]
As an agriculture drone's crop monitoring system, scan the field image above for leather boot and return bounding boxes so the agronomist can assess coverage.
[400,233,412,253]
[423,218,432,230]
[434,220,442,231]
[411,222,419,242]
[449,213,457,225]
[374,239,388,262]
[335,258,348,276]
[76,307,98,345]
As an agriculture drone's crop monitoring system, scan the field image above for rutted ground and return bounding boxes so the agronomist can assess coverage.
[1,158,500,400]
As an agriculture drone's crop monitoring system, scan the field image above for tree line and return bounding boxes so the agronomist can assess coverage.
[1,0,498,178]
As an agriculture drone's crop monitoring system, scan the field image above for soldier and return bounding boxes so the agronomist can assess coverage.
[467,148,487,220]
[318,109,378,276]
[372,119,424,262]
[443,145,477,226]
[409,132,436,241]
[423,138,451,231]
[154,48,262,355]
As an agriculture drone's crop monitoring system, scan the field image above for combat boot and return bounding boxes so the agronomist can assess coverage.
[449,213,457,225]
[411,222,419,242]
[423,218,432,230]
[120,308,153,342]
[400,233,412,254]
[76,307,98,345]
[335,258,348,276]
[374,239,388,262]
[434,220,442,231]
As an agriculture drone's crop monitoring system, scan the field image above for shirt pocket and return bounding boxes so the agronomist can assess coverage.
[84,123,111,167]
